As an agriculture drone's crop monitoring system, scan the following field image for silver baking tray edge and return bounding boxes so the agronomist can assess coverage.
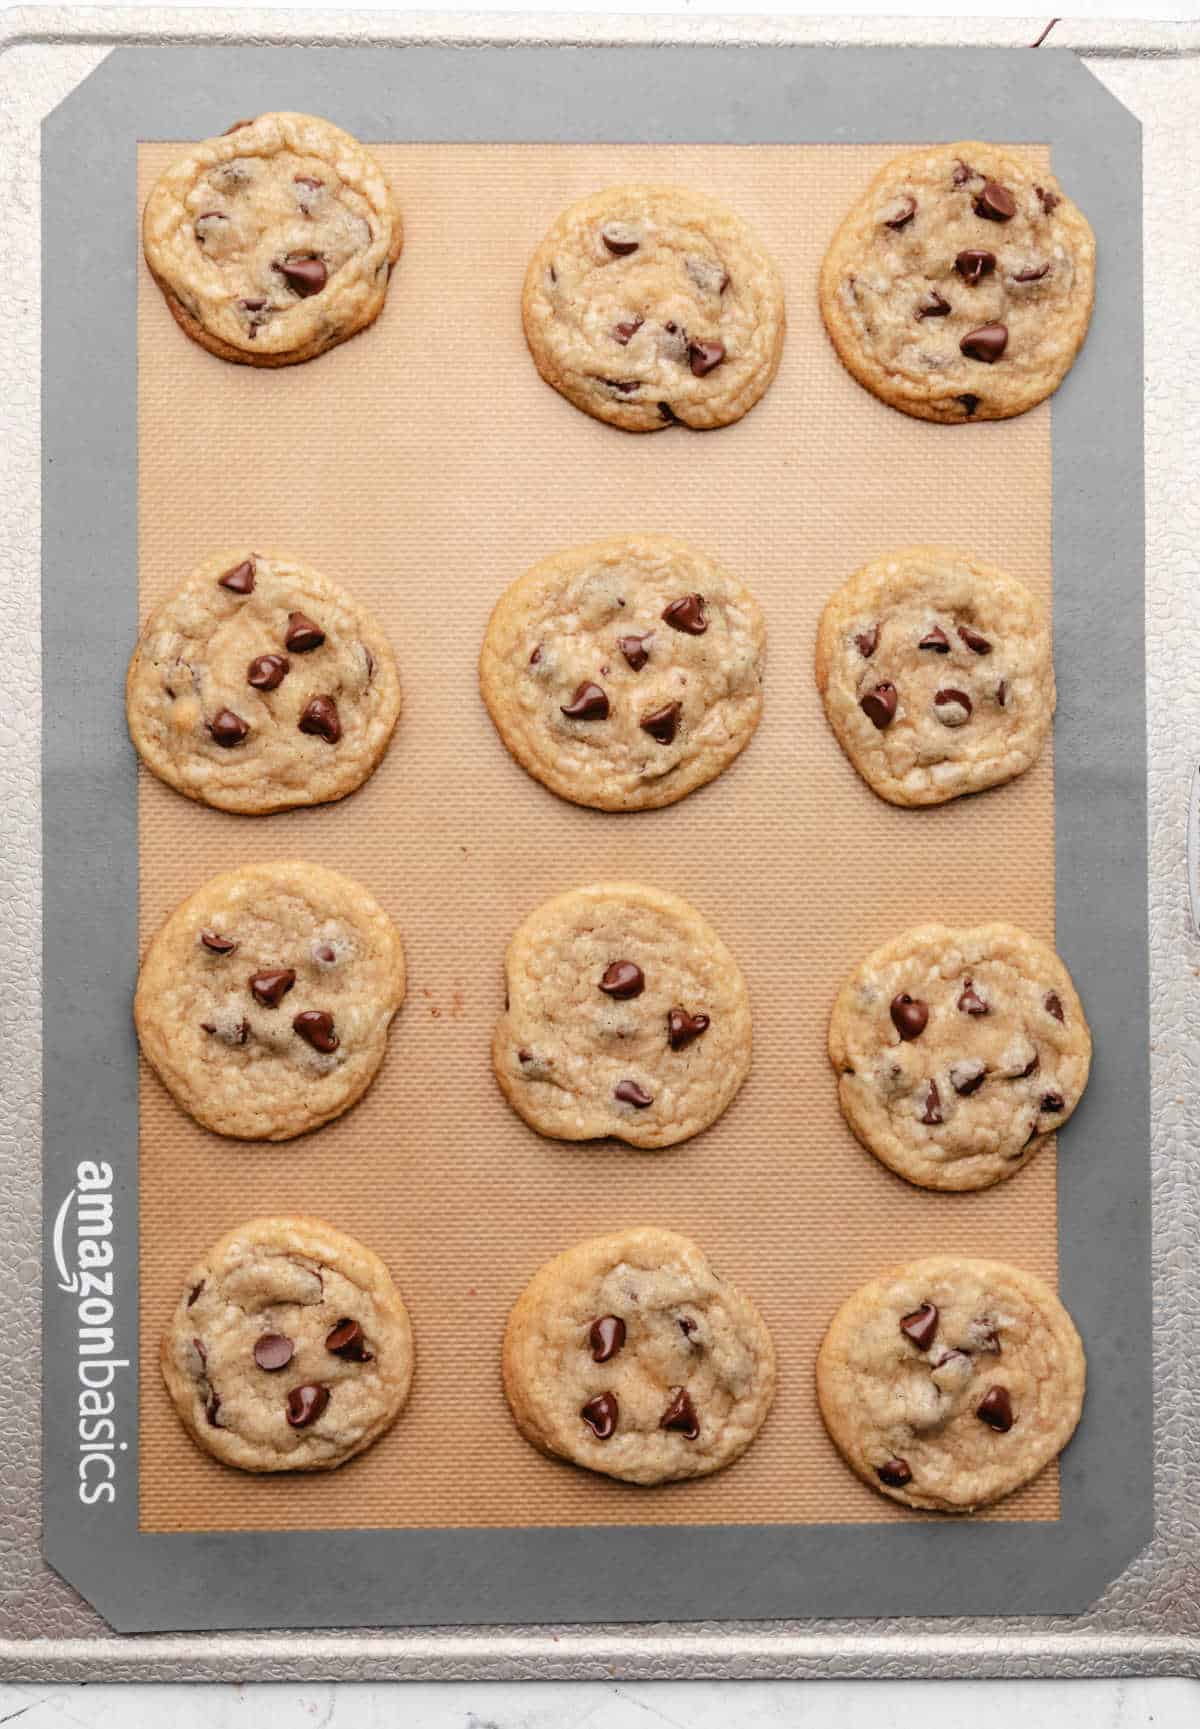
[0,8,1196,1682]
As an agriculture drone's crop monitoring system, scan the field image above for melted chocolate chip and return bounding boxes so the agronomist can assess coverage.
[254,1332,294,1372]
[613,316,644,345]
[247,653,289,691]
[601,223,639,256]
[295,174,323,193]
[1013,262,1051,283]
[1045,991,1065,1022]
[641,701,682,745]
[298,695,341,743]
[976,1385,1014,1432]
[286,1383,330,1428]
[658,401,677,423]
[860,682,898,729]
[955,248,996,284]
[614,1079,653,1108]
[855,624,879,658]
[997,680,1008,708]
[668,1007,710,1051]
[1041,1092,1065,1113]
[660,1388,700,1438]
[619,632,654,670]
[201,1018,249,1045]
[952,1061,987,1097]
[919,626,951,653]
[560,681,609,721]
[249,967,296,1009]
[580,1392,618,1439]
[958,979,988,1016]
[326,1317,372,1361]
[877,1457,912,1487]
[599,961,645,1000]
[276,253,327,297]
[1019,1051,1041,1080]
[957,393,981,416]
[884,195,917,230]
[187,1280,205,1307]
[604,378,640,395]
[957,624,993,655]
[285,611,325,653]
[1036,186,1060,214]
[589,1315,626,1363]
[960,323,1009,364]
[974,181,1016,222]
[899,1301,938,1351]
[952,160,974,187]
[294,1009,338,1053]
[218,558,256,595]
[223,117,256,134]
[662,594,707,635]
[201,930,238,955]
[921,1079,944,1125]
[890,994,929,1041]
[688,339,726,376]
[192,1337,207,1369]
[206,1390,222,1427]
[917,290,952,320]
[208,708,249,748]
[528,645,542,667]
[934,687,974,721]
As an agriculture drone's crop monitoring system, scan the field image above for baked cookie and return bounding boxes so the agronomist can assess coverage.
[829,922,1091,1191]
[494,882,751,1149]
[503,1228,775,1484]
[127,549,401,815]
[815,546,1053,807]
[135,861,406,1141]
[522,185,785,431]
[479,534,765,811]
[162,1215,414,1472]
[816,1256,1085,1512]
[143,112,402,366]
[820,142,1095,422]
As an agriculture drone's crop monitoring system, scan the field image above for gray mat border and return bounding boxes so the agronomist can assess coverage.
[40,42,1147,1635]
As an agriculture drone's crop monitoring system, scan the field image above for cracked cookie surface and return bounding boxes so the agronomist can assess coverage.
[162,1215,414,1472]
[479,534,765,811]
[503,1228,775,1484]
[493,882,751,1149]
[820,142,1095,422]
[135,861,406,1141]
[522,184,786,431]
[828,922,1091,1191]
[815,545,1053,807]
[817,1256,1085,1511]
[127,549,401,815]
[143,112,402,367]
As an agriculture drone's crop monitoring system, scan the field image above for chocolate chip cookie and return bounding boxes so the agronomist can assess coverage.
[820,142,1095,422]
[162,1215,414,1472]
[126,549,401,815]
[135,861,406,1141]
[494,882,751,1149]
[503,1228,775,1484]
[829,922,1091,1191]
[815,546,1053,806]
[479,534,765,811]
[142,112,402,367]
[522,185,786,431]
[817,1256,1085,1512]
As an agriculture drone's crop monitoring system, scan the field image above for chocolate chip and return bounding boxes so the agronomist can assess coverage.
[658,401,677,423]
[890,993,928,1040]
[560,681,609,721]
[883,195,917,230]
[855,624,879,658]
[668,1007,710,1051]
[1013,262,1051,283]
[286,1383,330,1428]
[614,1079,653,1108]
[1035,186,1060,214]
[218,558,255,594]
[641,701,682,745]
[619,632,653,670]
[951,1061,987,1097]
[277,253,327,297]
[688,339,726,377]
[314,944,337,965]
[206,1390,222,1427]
[662,594,707,635]
[1041,1092,1065,1113]
[955,248,996,284]
[201,930,238,955]
[997,680,1008,708]
[601,223,639,256]
[599,961,645,999]
[298,695,341,743]
[899,1301,938,1351]
[187,1280,204,1306]
[208,709,249,748]
[917,290,951,320]
[224,117,256,134]
[974,181,1016,222]
[678,1315,699,1340]
[589,1315,626,1363]
[249,967,296,1009]
[958,979,988,1016]
[960,323,1009,364]
[247,653,289,691]
[580,1392,619,1438]
[285,611,325,653]
[194,211,229,245]
[294,1009,338,1053]
[957,394,981,416]
[254,1332,294,1372]
[528,645,542,667]
[919,626,951,653]
[952,160,974,187]
[660,1388,699,1438]
[921,1079,943,1125]
[1045,991,1065,1022]
[517,1048,533,1064]
[201,1017,249,1045]
[977,1385,1014,1432]
[294,175,323,193]
[934,687,973,725]
[326,1317,371,1361]
[957,624,992,655]
[860,682,898,730]
[1019,1051,1040,1080]
[613,315,644,345]
[877,1457,912,1487]
[603,378,640,395]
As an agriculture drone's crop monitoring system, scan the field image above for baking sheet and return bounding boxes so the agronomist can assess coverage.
[26,31,1156,1650]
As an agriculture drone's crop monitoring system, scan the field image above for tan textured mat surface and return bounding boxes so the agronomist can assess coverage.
[136,141,1057,1532]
